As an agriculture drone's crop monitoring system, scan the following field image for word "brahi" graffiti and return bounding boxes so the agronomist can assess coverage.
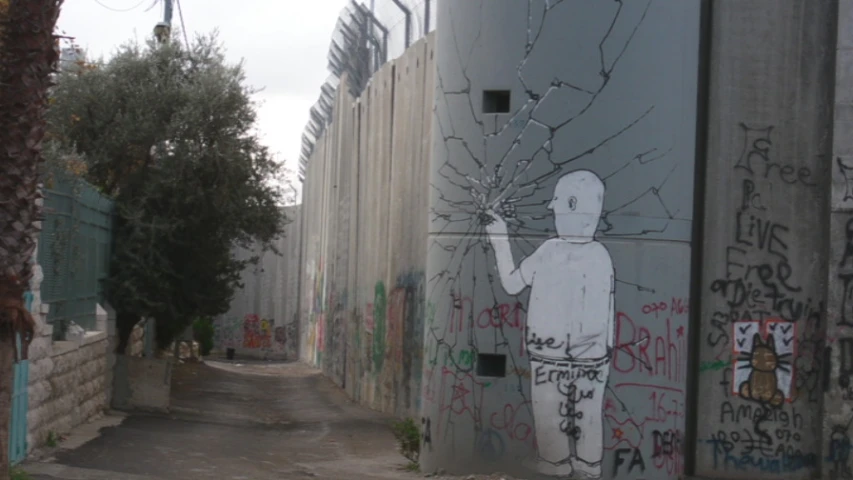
[613,302,687,383]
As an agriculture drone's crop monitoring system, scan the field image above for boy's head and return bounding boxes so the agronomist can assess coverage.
[547,170,604,240]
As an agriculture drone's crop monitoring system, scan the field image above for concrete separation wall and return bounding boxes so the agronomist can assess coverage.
[214,205,302,360]
[422,1,700,477]
[694,1,837,478]
[298,35,435,417]
[825,1,853,479]
[279,2,853,479]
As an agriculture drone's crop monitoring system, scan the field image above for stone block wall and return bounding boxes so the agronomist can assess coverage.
[26,243,111,452]
[28,334,108,449]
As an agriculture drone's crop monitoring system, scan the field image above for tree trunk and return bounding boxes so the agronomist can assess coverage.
[0,330,14,480]
[116,311,141,355]
[0,1,65,477]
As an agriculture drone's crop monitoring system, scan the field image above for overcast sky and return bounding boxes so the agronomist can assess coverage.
[57,0,350,194]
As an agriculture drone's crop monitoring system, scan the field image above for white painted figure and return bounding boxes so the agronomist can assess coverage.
[485,170,615,479]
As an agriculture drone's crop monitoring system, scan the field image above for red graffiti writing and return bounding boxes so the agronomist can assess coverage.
[434,367,485,437]
[615,383,686,425]
[448,294,474,334]
[476,302,525,330]
[604,412,644,450]
[446,294,526,356]
[641,297,690,318]
[613,313,686,383]
[489,400,535,448]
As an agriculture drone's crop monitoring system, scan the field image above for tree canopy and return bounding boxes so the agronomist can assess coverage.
[46,33,289,351]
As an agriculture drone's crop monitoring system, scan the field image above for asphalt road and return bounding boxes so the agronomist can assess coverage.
[23,360,420,480]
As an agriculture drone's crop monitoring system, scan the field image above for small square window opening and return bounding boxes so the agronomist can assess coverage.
[483,90,511,114]
[477,353,507,377]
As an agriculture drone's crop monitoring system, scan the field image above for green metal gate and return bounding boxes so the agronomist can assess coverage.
[9,292,33,465]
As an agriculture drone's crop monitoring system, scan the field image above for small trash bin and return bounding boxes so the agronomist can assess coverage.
[226,348,235,360]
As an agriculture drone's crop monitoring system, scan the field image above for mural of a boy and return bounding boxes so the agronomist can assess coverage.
[485,170,615,479]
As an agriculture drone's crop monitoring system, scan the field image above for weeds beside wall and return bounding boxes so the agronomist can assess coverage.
[299,35,435,417]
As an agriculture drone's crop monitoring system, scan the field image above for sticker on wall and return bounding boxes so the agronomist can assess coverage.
[731,319,795,407]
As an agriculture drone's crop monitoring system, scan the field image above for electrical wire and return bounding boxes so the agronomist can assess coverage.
[93,0,151,13]
[176,0,191,52]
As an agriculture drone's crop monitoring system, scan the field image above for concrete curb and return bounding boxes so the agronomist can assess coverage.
[23,463,168,480]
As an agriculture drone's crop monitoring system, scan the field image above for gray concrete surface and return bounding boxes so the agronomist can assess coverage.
[295,33,435,420]
[21,360,423,480]
[825,0,853,475]
[212,205,302,361]
[694,1,837,479]
[423,0,701,478]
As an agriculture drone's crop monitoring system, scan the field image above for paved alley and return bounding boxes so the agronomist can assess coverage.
[22,361,425,480]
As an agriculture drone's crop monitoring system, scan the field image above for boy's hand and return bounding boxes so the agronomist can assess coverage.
[484,209,508,236]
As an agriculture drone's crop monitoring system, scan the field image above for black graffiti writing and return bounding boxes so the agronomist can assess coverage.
[839,338,853,391]
[735,213,792,266]
[840,274,853,328]
[708,309,788,349]
[613,448,646,476]
[773,428,801,443]
[652,429,683,458]
[719,367,733,398]
[841,217,853,269]
[527,332,566,353]
[734,123,816,187]
[421,417,432,446]
[707,311,730,347]
[709,429,772,459]
[839,217,853,327]
[533,364,605,385]
[558,413,582,441]
[558,383,595,404]
[711,243,816,322]
[741,178,767,211]
[718,401,803,429]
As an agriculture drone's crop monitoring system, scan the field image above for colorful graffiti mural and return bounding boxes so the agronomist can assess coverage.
[214,313,292,357]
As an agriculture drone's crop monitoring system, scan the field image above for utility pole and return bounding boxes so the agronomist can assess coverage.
[154,0,173,44]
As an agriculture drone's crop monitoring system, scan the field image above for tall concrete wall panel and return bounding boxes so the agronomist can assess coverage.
[422,1,701,478]
[825,1,853,479]
[213,205,302,360]
[694,1,837,479]
[287,2,853,479]
[298,36,435,418]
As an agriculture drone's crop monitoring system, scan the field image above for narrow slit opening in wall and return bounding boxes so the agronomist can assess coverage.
[477,353,507,377]
[482,90,511,114]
